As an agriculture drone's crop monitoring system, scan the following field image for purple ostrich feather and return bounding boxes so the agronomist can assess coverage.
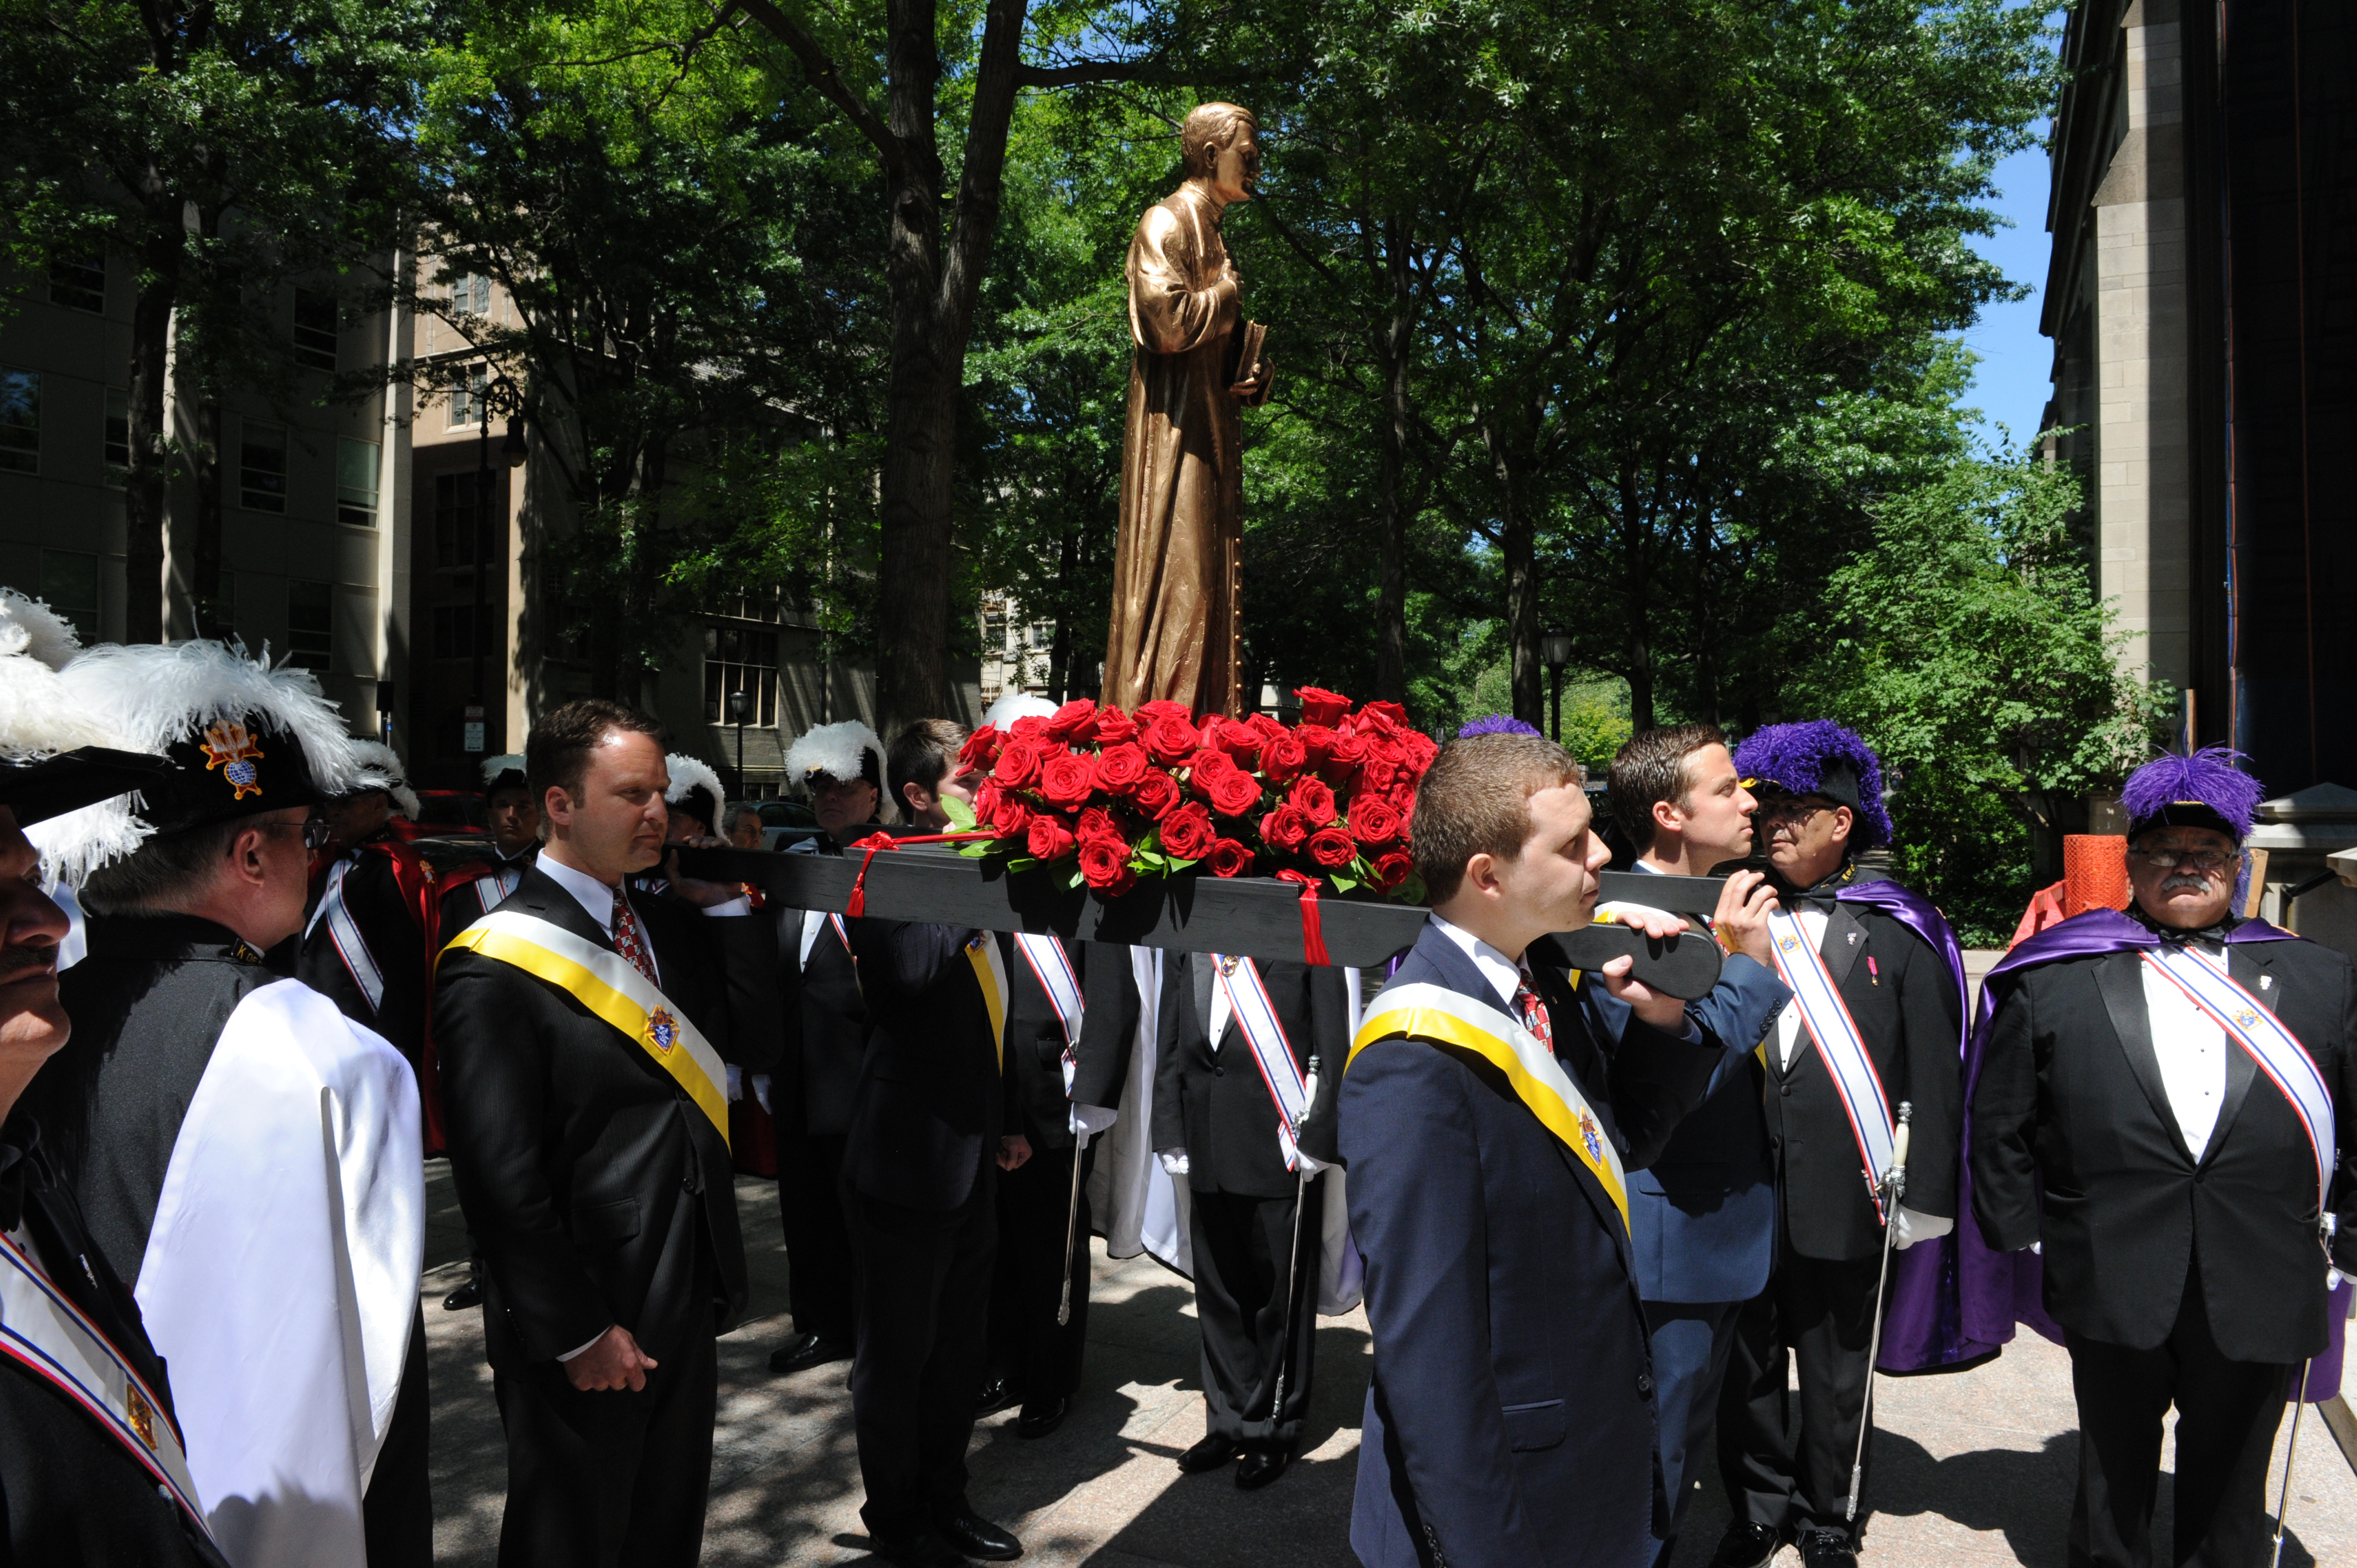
[1730,720,1895,848]
[2120,747,2266,839]
[1457,714,1544,740]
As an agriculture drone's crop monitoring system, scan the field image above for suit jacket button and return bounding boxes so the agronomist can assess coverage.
[1780,1084,1793,1097]
[1636,1371,1654,1399]
[1213,1065,1223,1077]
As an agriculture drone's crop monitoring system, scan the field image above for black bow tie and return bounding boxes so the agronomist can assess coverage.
[2130,905,2235,947]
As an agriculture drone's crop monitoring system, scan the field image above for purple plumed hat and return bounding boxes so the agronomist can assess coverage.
[2119,747,2265,842]
[1457,714,1543,740]
[1731,720,1894,849]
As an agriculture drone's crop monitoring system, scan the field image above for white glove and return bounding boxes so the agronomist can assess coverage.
[1892,1204,1953,1251]
[1294,1149,1330,1178]
[752,1074,772,1115]
[726,1063,744,1103]
[1157,1148,1190,1176]
[1069,1103,1118,1145]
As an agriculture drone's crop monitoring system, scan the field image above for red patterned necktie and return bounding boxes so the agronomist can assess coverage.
[1514,967,1553,1051]
[610,889,657,985]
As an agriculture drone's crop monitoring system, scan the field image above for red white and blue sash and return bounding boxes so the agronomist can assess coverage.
[1015,933,1085,1092]
[1214,954,1310,1172]
[0,1230,212,1538]
[2142,945,2335,1210]
[797,910,853,968]
[473,864,524,912]
[308,855,385,1013]
[1765,907,1897,1216]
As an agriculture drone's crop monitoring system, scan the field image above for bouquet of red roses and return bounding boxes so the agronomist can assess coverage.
[943,687,1437,902]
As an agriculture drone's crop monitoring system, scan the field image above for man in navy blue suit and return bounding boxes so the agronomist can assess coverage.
[1602,725,1790,1567]
[1342,730,1726,1568]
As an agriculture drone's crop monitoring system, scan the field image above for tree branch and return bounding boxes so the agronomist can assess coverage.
[732,0,898,169]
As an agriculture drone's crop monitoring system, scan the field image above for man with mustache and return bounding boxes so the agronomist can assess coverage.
[1972,750,2357,1568]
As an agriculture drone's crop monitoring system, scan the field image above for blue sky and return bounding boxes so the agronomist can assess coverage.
[1956,141,2056,453]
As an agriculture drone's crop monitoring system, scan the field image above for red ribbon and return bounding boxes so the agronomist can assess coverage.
[1276,870,1331,966]
[844,829,1000,917]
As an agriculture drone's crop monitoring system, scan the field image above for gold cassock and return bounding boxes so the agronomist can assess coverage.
[1102,184,1268,718]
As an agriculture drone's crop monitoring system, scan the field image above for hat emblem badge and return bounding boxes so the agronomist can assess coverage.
[200,721,266,800]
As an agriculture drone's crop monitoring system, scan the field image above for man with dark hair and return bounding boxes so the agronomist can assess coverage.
[1603,724,1788,1567]
[843,718,1030,1567]
[1342,731,1721,1567]
[1973,750,2357,1568]
[434,698,748,1566]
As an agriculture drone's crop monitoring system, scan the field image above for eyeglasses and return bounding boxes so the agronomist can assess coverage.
[2130,846,2235,874]
[1755,798,1831,826]
[264,817,333,852]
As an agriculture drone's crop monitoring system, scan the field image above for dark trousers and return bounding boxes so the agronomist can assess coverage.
[1644,1297,1744,1567]
[362,1306,434,1567]
[490,1317,719,1568]
[1718,1246,1882,1539]
[1190,1180,1319,1452]
[848,1182,997,1538]
[989,1139,1094,1406]
[781,1131,856,1342]
[2065,1275,2290,1568]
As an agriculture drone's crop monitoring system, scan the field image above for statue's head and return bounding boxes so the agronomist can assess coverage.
[1181,102,1260,203]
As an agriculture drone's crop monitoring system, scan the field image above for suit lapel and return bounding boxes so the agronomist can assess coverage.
[1822,903,1869,989]
[2094,950,2198,1167]
[2205,944,2280,1162]
[510,868,619,955]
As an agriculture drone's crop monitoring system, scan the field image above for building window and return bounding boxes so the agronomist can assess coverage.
[287,579,332,671]
[294,290,338,373]
[704,621,779,726]
[432,472,496,568]
[38,551,97,642]
[239,420,287,513]
[0,368,38,474]
[431,604,481,661]
[447,363,487,428]
[450,273,493,318]
[103,388,129,482]
[48,256,104,314]
[336,437,378,526]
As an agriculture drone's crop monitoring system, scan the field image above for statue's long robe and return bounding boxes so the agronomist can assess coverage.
[1104,185,1253,716]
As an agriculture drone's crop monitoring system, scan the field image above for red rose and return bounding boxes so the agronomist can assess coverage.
[1353,699,1409,734]
[1259,731,1309,784]
[1133,700,1195,728]
[1131,768,1181,819]
[1144,715,1200,766]
[1293,723,1335,761]
[993,738,1044,790]
[1286,776,1338,824]
[1206,766,1263,819]
[1026,814,1077,861]
[1044,699,1099,744]
[1093,741,1150,795]
[1008,715,1048,740]
[1259,805,1312,852]
[1319,731,1370,786]
[1307,826,1357,869]
[1358,754,1402,800]
[958,726,1001,772]
[1294,687,1352,726]
[1186,748,1237,799]
[1077,806,1125,844]
[1077,836,1137,895]
[987,789,1035,837]
[1247,713,1285,740]
[1092,706,1139,745]
[1350,797,1404,845]
[1038,753,1095,811]
[1213,718,1263,766]
[1402,730,1439,771]
[1160,801,1217,860]
[1371,849,1415,891]
[1208,838,1254,878]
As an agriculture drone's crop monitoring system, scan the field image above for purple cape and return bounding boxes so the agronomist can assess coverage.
[1908,906,2346,1397]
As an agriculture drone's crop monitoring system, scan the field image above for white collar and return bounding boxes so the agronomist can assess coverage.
[537,850,623,936]
[1428,914,1526,1012]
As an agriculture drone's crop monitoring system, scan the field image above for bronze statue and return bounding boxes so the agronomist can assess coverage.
[1102,102,1271,718]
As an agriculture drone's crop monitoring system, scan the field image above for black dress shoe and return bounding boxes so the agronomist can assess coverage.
[1177,1433,1239,1473]
[768,1332,853,1376]
[1015,1396,1068,1438]
[933,1507,1021,1562]
[975,1375,1020,1416]
[1234,1447,1289,1490]
[1798,1528,1857,1568]
[1709,1520,1786,1568]
[441,1277,482,1311]
[867,1525,973,1568]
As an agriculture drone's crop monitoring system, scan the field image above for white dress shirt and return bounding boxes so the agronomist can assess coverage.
[2139,941,2231,1161]
[1429,914,1526,1011]
[535,852,661,986]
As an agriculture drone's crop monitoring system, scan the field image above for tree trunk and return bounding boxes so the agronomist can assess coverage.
[1620,464,1655,731]
[1484,412,1542,728]
[190,399,224,636]
[1046,524,1075,702]
[123,259,175,644]
[1373,218,1412,703]
[873,338,959,742]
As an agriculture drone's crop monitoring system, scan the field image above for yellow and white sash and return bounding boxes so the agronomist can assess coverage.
[0,1230,212,1536]
[966,932,1010,1071]
[444,908,730,1144]
[1350,981,1629,1233]
[1763,907,1896,1215]
[2143,945,2335,1210]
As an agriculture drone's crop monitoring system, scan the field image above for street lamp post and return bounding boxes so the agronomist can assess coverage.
[470,373,527,756]
[1541,627,1572,743]
[727,688,751,801]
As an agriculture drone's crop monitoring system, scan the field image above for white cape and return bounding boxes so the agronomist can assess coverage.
[1087,951,1365,1315]
[133,977,424,1568]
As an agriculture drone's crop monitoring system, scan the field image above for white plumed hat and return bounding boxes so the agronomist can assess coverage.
[479,752,527,790]
[663,753,725,828]
[0,590,106,759]
[347,739,421,821]
[982,693,1058,730]
[784,720,884,791]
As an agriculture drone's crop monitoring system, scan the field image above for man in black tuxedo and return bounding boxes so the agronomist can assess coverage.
[1152,948,1352,1489]
[843,720,1030,1568]
[434,700,748,1568]
[1972,752,2357,1568]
